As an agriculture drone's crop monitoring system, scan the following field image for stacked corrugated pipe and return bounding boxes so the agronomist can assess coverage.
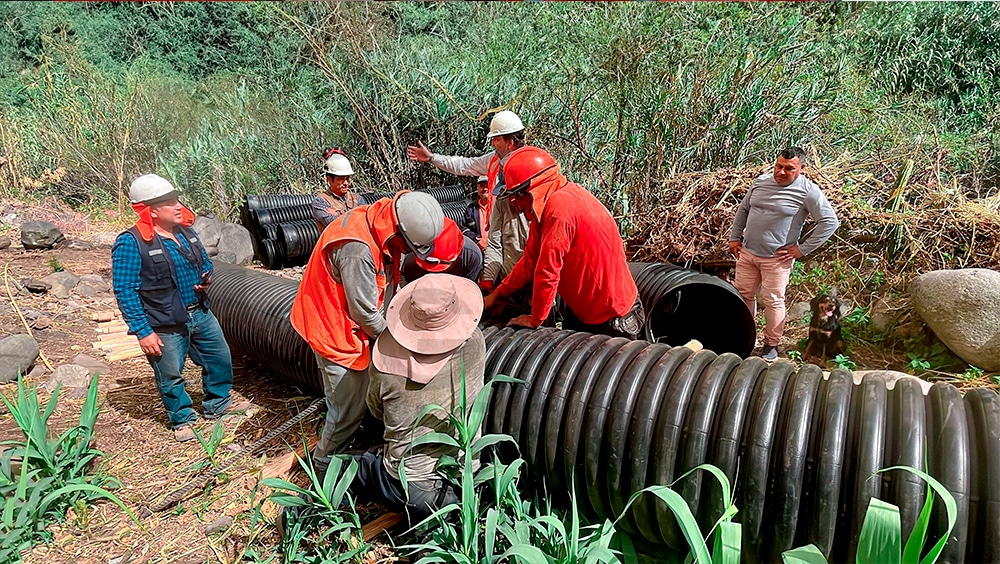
[207,263,999,563]
[239,186,472,269]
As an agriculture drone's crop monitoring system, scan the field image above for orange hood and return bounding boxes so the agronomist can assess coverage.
[130,202,196,242]
[524,166,568,222]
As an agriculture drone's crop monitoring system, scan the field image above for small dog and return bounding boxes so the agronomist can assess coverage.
[804,293,845,363]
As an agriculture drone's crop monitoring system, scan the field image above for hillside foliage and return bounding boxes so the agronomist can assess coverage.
[0,2,997,222]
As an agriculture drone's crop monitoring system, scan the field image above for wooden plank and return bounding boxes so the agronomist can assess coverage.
[91,311,122,322]
[96,325,129,335]
[93,336,137,348]
[362,512,404,541]
[106,349,145,362]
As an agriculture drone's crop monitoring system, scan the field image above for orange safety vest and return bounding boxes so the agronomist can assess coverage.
[291,198,399,370]
[487,155,501,192]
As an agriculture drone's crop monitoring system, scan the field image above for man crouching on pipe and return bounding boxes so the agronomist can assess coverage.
[482,146,644,339]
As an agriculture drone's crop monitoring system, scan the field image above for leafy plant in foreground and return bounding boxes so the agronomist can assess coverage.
[784,466,957,564]
[190,420,228,472]
[263,453,369,563]
[0,375,138,562]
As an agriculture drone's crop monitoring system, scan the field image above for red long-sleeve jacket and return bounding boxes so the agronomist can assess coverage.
[495,168,637,327]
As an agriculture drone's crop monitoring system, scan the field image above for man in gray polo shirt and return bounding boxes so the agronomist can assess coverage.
[728,147,839,362]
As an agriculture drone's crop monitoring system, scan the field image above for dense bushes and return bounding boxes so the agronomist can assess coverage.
[0,2,996,217]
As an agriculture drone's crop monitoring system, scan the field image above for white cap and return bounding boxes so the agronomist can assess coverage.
[323,153,355,176]
[486,110,524,140]
[476,175,488,183]
[129,174,179,204]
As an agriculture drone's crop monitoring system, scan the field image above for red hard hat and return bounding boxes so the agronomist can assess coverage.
[502,146,557,196]
[416,218,463,272]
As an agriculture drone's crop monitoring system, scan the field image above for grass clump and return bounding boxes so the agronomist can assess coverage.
[0,374,137,562]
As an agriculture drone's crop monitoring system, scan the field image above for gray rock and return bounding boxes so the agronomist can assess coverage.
[41,271,80,299]
[67,239,95,251]
[193,216,224,250]
[20,220,65,250]
[44,364,95,392]
[870,312,896,335]
[75,283,98,298]
[78,274,110,292]
[32,317,52,330]
[787,301,811,325]
[26,364,47,379]
[0,235,10,250]
[0,334,39,383]
[909,268,1000,371]
[204,515,233,536]
[21,279,49,294]
[70,353,110,376]
[216,223,254,266]
[91,232,119,247]
[214,251,237,265]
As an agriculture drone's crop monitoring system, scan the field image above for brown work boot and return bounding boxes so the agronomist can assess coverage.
[203,399,253,420]
[174,425,196,443]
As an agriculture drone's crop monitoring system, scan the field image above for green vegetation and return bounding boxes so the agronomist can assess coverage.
[0,2,997,217]
[263,455,368,563]
[190,420,227,472]
[257,372,958,563]
[0,375,137,562]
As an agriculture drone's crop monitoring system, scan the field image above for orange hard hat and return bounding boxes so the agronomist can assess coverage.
[416,218,463,272]
[500,146,558,199]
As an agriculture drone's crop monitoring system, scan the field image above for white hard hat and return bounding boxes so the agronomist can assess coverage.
[395,192,444,259]
[129,174,179,204]
[323,153,355,176]
[486,110,524,140]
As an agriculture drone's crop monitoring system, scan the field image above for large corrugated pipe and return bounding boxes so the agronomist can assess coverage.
[276,220,321,259]
[628,262,756,357]
[208,266,997,563]
[208,264,320,392]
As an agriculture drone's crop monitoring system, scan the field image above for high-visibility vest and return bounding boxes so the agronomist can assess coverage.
[291,199,396,370]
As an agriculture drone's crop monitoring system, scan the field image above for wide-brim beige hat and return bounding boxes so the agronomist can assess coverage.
[373,273,483,383]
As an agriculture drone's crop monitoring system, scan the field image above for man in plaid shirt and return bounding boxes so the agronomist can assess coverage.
[112,174,249,442]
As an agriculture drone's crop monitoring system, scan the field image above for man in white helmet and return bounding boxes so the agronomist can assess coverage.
[291,191,449,476]
[111,174,250,443]
[407,110,530,295]
[312,148,367,230]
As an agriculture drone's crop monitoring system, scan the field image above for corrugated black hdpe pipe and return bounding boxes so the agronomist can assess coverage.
[628,262,755,357]
[208,268,997,563]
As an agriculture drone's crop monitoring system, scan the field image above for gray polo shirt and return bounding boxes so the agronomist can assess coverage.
[729,173,839,257]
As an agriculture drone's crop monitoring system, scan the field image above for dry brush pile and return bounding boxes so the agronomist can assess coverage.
[626,150,1000,289]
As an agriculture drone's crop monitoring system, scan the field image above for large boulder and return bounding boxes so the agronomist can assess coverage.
[0,334,39,383]
[215,223,254,266]
[193,216,224,255]
[909,268,1000,371]
[41,271,80,299]
[20,220,65,250]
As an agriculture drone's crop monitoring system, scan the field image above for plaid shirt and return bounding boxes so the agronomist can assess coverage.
[112,230,212,339]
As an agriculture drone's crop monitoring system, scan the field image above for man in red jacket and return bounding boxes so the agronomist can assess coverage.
[482,146,643,338]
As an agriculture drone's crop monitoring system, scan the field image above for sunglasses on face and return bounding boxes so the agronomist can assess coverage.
[498,180,530,200]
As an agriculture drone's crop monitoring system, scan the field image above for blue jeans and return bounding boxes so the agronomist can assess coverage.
[147,309,234,429]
